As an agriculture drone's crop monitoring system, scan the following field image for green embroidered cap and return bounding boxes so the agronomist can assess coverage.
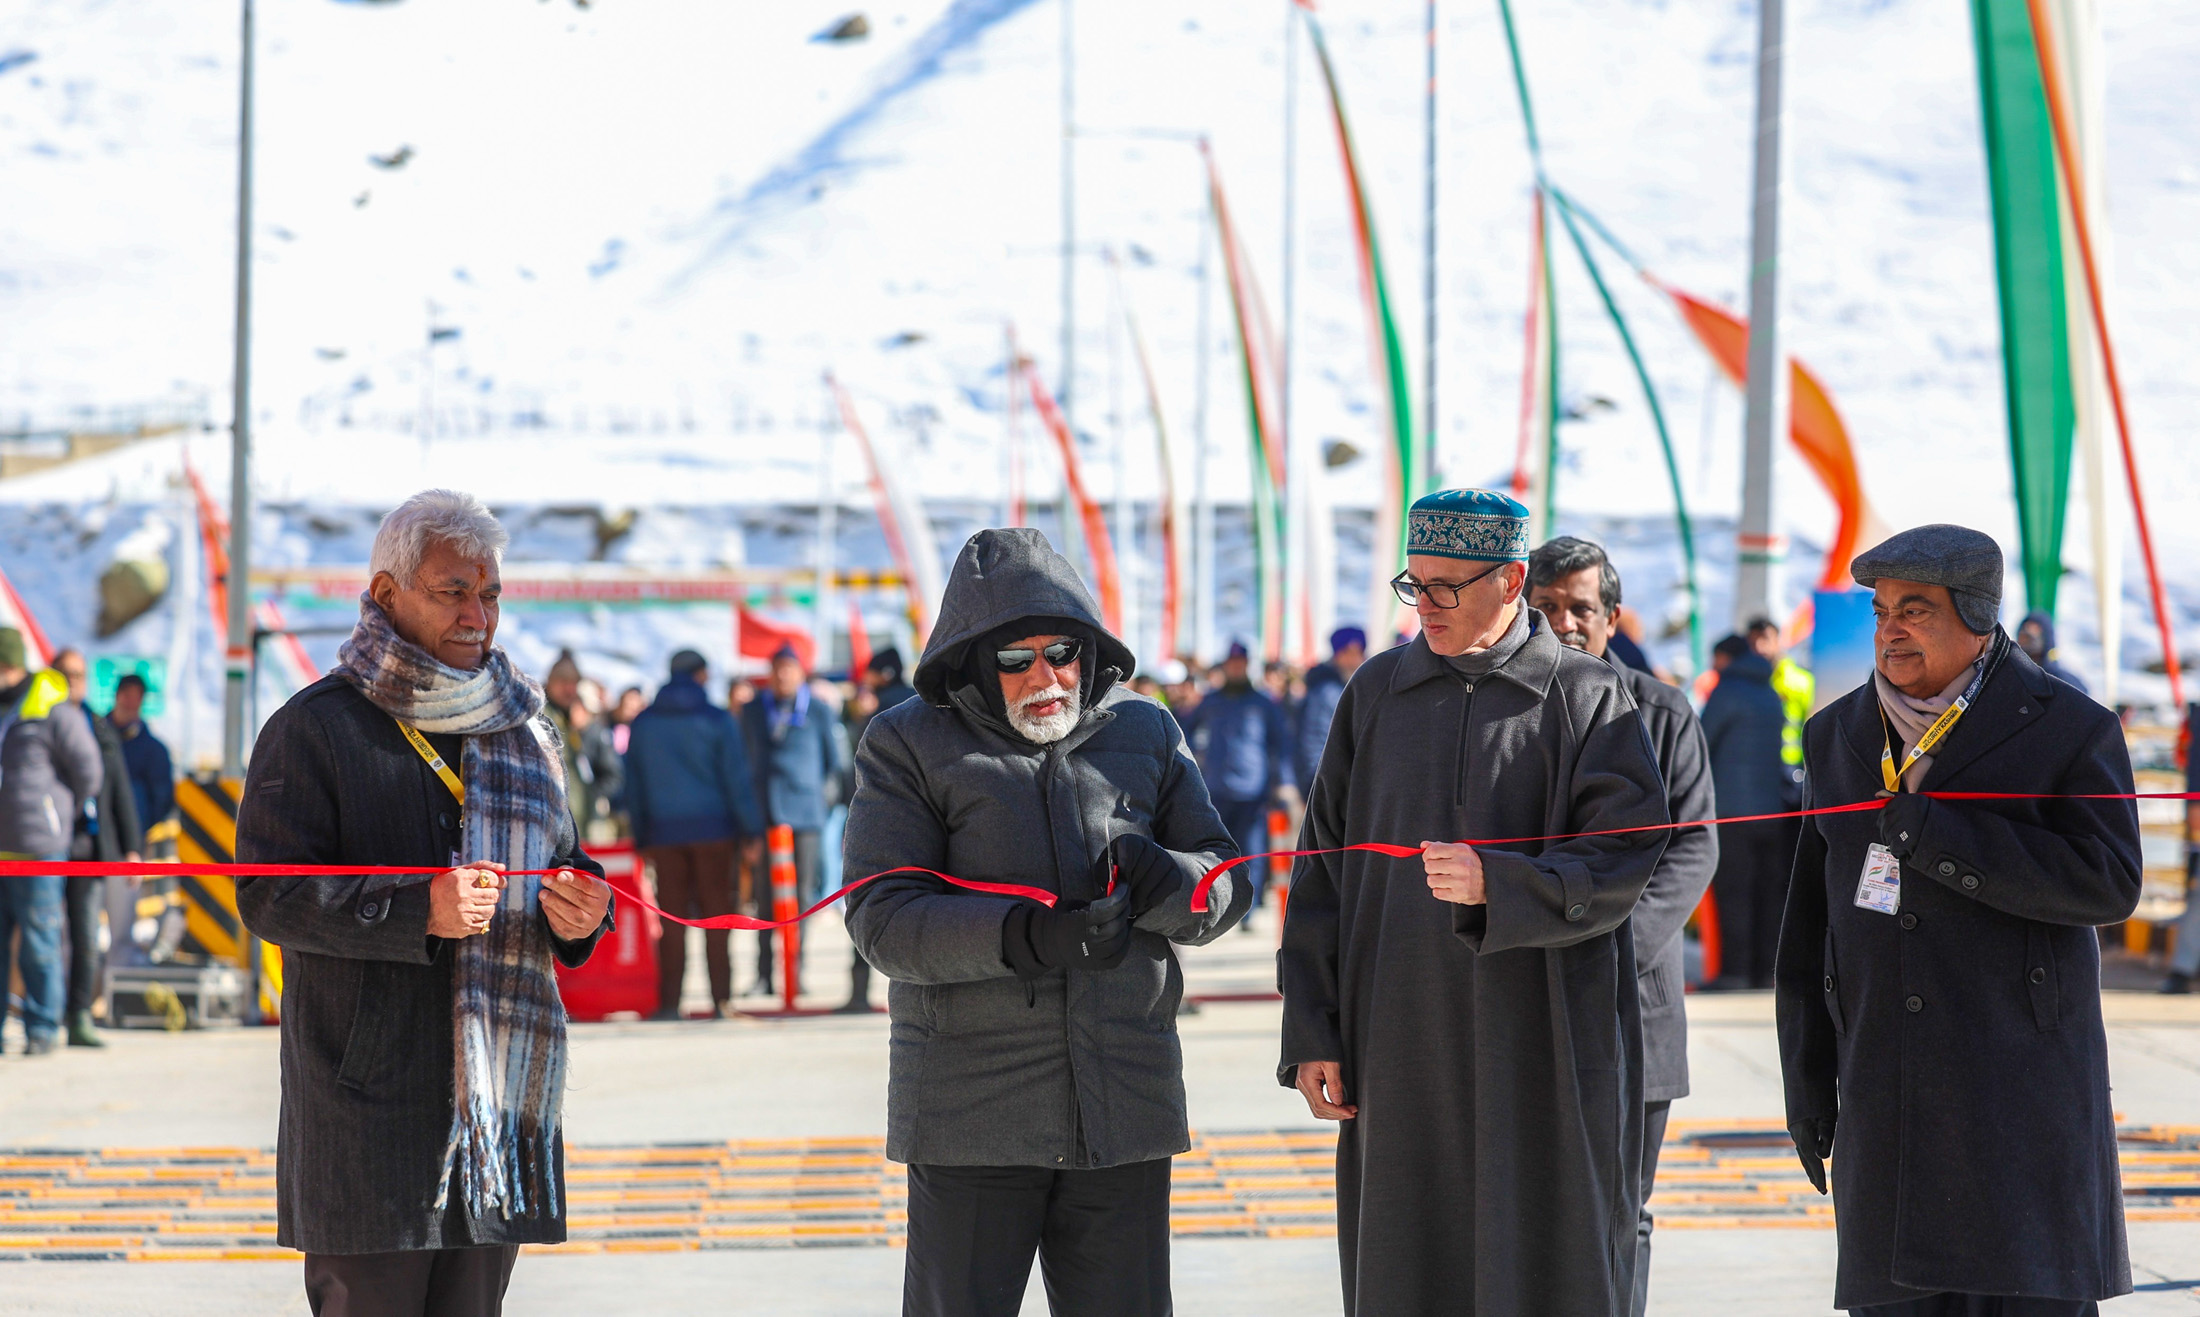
[1406,488,1533,563]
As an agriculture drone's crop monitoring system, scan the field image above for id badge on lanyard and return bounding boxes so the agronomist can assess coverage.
[1854,843,1901,915]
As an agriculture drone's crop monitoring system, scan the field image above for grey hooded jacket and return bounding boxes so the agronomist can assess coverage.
[843,527,1248,1170]
[0,681,103,858]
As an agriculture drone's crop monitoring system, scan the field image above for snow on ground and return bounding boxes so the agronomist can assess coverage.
[1,0,2196,754]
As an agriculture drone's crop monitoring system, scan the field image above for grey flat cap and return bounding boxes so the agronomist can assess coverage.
[1850,524,2004,633]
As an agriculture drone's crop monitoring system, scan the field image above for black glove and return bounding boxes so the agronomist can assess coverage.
[1003,886,1132,978]
[1877,792,1930,857]
[1789,1115,1835,1195]
[1105,834,1186,916]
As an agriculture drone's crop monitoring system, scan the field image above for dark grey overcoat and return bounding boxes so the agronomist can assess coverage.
[843,527,1247,1170]
[236,676,608,1255]
[1617,664,1717,1103]
[1775,639,2140,1308]
[1279,615,1671,1317]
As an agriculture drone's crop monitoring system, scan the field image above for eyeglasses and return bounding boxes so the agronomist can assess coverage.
[994,638,1083,674]
[1391,562,1506,610]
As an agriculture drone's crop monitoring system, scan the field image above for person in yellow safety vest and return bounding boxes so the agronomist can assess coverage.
[1746,616,1814,768]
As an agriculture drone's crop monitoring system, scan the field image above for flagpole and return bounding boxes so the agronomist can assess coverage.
[1734,0,1788,630]
[1281,1,1302,664]
[814,376,838,668]
[1057,0,1080,573]
[221,0,256,776]
[1194,184,1216,665]
[1422,0,1439,490]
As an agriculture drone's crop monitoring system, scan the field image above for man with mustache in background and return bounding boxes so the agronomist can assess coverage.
[1527,535,1718,1317]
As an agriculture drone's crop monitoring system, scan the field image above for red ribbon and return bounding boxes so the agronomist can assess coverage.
[0,860,1057,931]
[1185,790,2200,913]
[7,791,2188,929]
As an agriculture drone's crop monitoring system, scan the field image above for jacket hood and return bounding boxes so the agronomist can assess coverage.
[647,672,713,714]
[1722,651,1775,685]
[915,528,1137,707]
[2020,610,2058,653]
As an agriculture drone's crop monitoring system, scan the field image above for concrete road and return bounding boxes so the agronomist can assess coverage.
[4,923,2198,1314]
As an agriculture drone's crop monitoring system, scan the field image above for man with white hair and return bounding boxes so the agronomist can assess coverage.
[238,488,614,1317]
[843,527,1247,1316]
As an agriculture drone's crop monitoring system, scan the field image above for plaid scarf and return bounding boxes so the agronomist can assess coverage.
[336,597,571,1225]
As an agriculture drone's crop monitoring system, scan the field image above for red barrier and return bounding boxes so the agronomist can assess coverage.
[553,842,661,1021]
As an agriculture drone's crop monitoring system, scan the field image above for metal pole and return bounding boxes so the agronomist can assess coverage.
[221,0,255,777]
[1194,194,1215,665]
[814,377,838,667]
[1058,0,1079,569]
[1422,0,1438,489]
[1108,262,1136,661]
[1281,2,1299,664]
[1735,0,1787,629]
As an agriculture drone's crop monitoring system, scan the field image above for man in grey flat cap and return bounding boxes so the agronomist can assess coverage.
[1775,523,2142,1317]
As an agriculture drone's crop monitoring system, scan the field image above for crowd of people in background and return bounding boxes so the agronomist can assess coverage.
[1,528,2167,1055]
[0,628,178,1055]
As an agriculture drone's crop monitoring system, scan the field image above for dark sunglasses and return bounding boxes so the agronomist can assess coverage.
[1390,561,1506,609]
[994,638,1084,674]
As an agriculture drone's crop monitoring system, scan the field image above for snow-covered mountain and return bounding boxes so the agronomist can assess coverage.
[2,0,2195,758]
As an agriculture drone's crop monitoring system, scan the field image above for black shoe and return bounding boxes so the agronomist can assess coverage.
[648,1007,683,1022]
[23,1035,57,1057]
[833,998,873,1015]
[2161,972,2193,996]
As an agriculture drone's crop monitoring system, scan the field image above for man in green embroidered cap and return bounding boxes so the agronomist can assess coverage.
[1279,487,1672,1316]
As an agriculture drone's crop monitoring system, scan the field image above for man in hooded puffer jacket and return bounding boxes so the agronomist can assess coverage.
[843,527,1248,1317]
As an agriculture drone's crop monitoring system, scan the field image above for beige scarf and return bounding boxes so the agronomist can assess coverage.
[1872,653,1985,791]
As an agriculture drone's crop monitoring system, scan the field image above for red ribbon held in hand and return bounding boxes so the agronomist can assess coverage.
[4,791,2186,929]
[1185,790,2200,914]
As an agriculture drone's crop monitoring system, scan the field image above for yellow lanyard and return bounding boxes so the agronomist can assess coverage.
[1878,653,1991,794]
[397,719,465,808]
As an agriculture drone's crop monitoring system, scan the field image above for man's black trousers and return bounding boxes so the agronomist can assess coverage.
[1212,798,1270,908]
[304,1245,519,1317]
[1710,816,1795,987]
[903,1158,1172,1317]
[64,875,103,1015]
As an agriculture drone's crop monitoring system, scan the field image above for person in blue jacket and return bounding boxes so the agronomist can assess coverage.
[623,648,764,1019]
[1294,626,1367,797]
[1182,640,1288,929]
[741,644,842,996]
[1698,633,1800,989]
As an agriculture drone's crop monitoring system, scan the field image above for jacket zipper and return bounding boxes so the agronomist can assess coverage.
[1038,739,1093,1169]
[1453,676,1477,809]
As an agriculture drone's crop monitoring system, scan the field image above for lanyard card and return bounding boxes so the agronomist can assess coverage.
[1854,842,1901,915]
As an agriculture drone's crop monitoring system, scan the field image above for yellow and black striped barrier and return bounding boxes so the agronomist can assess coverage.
[172,776,282,1020]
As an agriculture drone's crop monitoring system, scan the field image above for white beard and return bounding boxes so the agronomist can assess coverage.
[1007,682,1082,743]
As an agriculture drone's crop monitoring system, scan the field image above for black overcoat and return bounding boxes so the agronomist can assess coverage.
[1279,618,1671,1317]
[1617,664,1716,1103]
[236,676,608,1255]
[1775,642,2140,1307]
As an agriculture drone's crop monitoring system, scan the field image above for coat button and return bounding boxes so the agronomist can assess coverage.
[2030,967,2047,985]
[1936,860,1956,876]
[1823,975,1834,992]
[360,901,380,920]
[438,811,454,830]
[1899,913,1917,930]
[1565,903,1587,921]
[1961,875,1980,891]
[1905,995,1924,1013]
